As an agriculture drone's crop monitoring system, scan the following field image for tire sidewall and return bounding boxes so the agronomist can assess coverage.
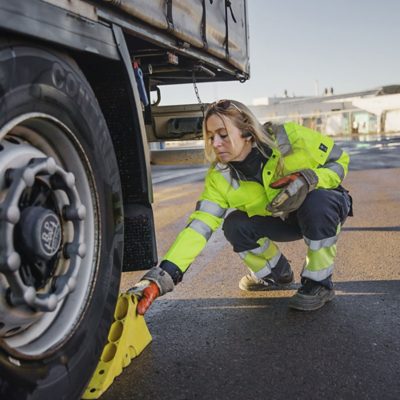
[0,43,123,399]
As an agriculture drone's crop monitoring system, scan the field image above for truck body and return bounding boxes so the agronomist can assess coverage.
[0,1,249,398]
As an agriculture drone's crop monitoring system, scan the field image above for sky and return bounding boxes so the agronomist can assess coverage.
[159,0,400,105]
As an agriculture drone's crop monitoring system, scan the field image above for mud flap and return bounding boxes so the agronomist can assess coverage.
[82,293,152,399]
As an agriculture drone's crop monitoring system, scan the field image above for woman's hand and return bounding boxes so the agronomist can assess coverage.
[267,169,318,216]
[128,280,160,315]
[127,266,175,315]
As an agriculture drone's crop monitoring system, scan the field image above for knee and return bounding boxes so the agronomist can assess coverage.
[297,190,342,238]
[222,210,257,248]
[222,211,244,244]
[223,211,273,252]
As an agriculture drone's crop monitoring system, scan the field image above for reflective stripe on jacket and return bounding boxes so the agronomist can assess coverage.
[163,122,350,273]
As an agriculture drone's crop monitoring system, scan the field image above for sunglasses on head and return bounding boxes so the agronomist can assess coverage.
[210,99,242,113]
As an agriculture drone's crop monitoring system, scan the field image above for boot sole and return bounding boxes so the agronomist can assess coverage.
[239,280,297,292]
[288,289,335,311]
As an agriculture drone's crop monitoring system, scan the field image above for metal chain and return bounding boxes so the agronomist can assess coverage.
[192,69,205,118]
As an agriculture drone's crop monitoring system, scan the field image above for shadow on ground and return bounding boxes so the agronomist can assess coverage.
[102,280,400,400]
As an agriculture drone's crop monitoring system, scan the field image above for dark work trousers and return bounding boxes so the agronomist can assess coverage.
[222,189,352,285]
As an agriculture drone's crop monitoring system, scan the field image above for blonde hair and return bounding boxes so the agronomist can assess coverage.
[202,99,283,171]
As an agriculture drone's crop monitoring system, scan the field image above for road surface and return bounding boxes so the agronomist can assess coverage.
[102,136,400,400]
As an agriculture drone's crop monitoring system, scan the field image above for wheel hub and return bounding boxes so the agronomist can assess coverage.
[18,206,62,261]
[0,144,86,312]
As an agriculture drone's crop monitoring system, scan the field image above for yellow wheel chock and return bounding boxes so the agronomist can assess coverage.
[82,293,152,399]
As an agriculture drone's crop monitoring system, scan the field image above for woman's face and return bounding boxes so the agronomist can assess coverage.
[206,114,252,163]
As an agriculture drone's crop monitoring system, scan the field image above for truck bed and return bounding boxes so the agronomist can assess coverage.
[100,0,249,76]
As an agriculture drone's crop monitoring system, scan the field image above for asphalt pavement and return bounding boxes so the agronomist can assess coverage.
[103,138,400,400]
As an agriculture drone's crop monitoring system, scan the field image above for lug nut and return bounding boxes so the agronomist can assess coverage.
[63,204,86,221]
[6,252,21,272]
[46,157,57,175]
[77,243,87,258]
[6,206,20,224]
[45,294,58,312]
[68,277,77,291]
[22,169,35,187]
[63,242,86,259]
[65,172,76,188]
[23,287,36,306]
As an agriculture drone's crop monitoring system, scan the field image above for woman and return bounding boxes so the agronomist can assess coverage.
[131,99,352,313]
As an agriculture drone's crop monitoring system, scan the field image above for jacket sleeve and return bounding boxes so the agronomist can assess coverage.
[314,142,349,188]
[284,122,350,189]
[162,169,229,273]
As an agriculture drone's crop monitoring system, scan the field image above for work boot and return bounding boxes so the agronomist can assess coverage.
[239,254,294,291]
[288,278,335,311]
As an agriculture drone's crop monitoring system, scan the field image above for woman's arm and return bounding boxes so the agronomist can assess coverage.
[162,170,229,273]
[129,169,229,313]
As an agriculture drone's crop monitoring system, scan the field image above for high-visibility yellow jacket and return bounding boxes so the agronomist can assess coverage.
[163,122,350,273]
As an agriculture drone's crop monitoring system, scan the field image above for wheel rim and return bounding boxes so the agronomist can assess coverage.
[0,113,98,357]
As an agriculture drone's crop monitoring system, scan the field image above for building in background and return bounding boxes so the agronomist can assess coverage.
[249,85,400,136]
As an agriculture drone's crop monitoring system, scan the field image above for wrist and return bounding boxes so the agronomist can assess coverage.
[299,169,318,191]
[142,266,174,295]
[159,260,183,284]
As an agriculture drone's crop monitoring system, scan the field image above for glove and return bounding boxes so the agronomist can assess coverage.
[267,169,318,217]
[129,280,160,315]
[127,266,174,315]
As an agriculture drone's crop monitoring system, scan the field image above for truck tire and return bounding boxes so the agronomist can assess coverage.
[0,40,124,399]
